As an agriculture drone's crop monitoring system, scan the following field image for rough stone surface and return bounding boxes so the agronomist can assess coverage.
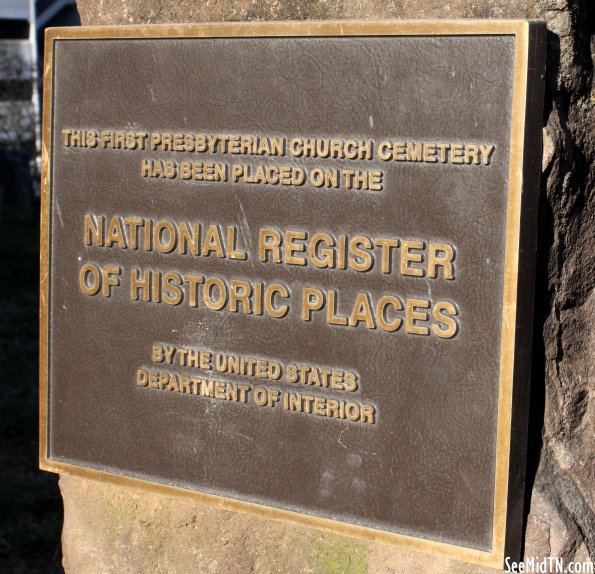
[58,0,594,571]
[528,0,595,564]
[72,0,547,24]
[59,475,497,574]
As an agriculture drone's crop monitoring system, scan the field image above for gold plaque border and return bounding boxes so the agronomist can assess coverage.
[39,20,532,569]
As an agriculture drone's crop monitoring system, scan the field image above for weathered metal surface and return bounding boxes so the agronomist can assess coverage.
[40,21,546,567]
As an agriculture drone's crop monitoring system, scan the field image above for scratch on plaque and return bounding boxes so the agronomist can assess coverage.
[55,201,64,228]
[237,200,254,265]
[338,428,377,455]
[338,426,348,449]
[425,279,433,299]
[232,432,253,442]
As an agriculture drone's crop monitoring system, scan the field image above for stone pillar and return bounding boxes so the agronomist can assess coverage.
[60,1,594,571]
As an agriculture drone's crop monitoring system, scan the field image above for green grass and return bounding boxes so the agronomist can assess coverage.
[0,207,63,573]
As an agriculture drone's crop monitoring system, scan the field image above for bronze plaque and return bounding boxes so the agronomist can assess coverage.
[40,21,545,567]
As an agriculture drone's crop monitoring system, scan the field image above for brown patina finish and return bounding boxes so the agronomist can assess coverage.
[40,21,545,567]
